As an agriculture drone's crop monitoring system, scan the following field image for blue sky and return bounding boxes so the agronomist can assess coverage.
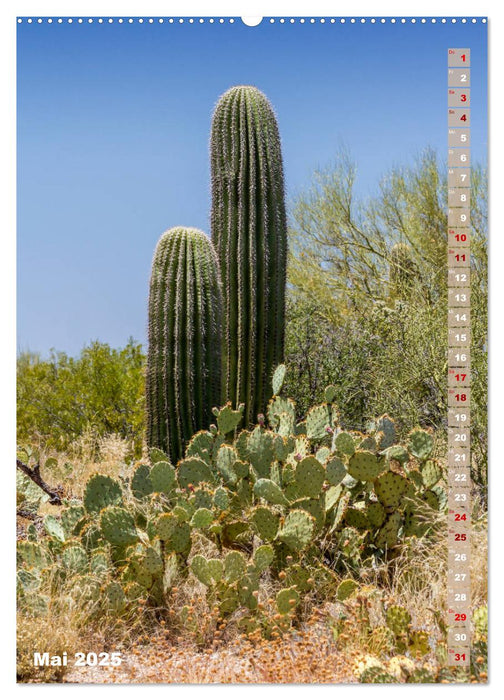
[17,17,487,357]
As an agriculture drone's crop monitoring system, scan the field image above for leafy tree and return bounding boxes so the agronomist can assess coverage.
[287,149,487,487]
[17,339,145,456]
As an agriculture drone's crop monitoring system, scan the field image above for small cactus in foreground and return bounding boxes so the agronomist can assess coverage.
[211,86,287,426]
[146,227,223,464]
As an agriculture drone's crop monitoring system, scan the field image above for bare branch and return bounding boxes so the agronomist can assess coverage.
[16,459,62,505]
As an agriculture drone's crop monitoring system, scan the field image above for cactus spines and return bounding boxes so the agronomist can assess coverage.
[146,227,223,464]
[103,581,126,614]
[83,474,122,514]
[224,551,247,583]
[330,492,351,532]
[421,459,443,489]
[177,457,215,490]
[276,586,300,615]
[374,471,409,510]
[100,507,138,547]
[190,554,214,586]
[348,451,387,482]
[272,364,287,396]
[344,505,369,530]
[374,414,397,449]
[306,404,331,439]
[61,505,85,538]
[131,464,153,499]
[407,429,434,461]
[294,456,325,498]
[325,456,347,486]
[190,507,213,529]
[211,86,287,426]
[61,544,88,575]
[374,511,402,549]
[247,426,275,477]
[150,461,176,494]
[386,605,411,637]
[44,514,66,542]
[335,431,355,456]
[251,506,279,541]
[267,395,296,429]
[156,513,191,553]
[254,478,289,506]
[367,501,387,529]
[253,544,275,571]
[277,509,315,551]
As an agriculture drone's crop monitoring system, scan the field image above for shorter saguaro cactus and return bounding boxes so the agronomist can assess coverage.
[146,227,222,464]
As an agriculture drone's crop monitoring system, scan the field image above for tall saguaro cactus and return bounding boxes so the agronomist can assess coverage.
[211,85,287,425]
[146,227,222,463]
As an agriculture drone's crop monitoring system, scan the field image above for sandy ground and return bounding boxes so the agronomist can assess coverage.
[63,637,357,684]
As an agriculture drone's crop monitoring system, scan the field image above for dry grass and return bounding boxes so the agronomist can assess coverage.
[64,623,356,684]
[18,521,488,684]
[33,432,136,503]
[17,434,488,684]
[17,612,83,683]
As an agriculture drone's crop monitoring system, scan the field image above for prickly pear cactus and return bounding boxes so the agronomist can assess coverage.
[84,474,122,514]
[100,507,138,547]
[278,510,315,551]
[17,371,446,637]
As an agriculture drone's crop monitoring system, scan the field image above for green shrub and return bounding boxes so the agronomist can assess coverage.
[287,149,487,489]
[17,339,145,456]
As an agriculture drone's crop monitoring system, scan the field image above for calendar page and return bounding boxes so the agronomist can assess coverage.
[16,15,488,684]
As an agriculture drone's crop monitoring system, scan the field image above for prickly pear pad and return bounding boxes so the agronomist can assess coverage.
[348,451,387,482]
[277,510,315,551]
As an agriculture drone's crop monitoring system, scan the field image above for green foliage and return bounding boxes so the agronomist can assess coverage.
[17,339,145,456]
[146,226,223,464]
[211,86,287,426]
[388,242,418,298]
[286,150,487,489]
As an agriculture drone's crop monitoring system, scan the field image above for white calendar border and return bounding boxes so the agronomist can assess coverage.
[1,1,498,696]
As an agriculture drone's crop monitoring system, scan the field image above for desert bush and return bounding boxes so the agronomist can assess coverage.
[287,149,487,488]
[17,339,145,457]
